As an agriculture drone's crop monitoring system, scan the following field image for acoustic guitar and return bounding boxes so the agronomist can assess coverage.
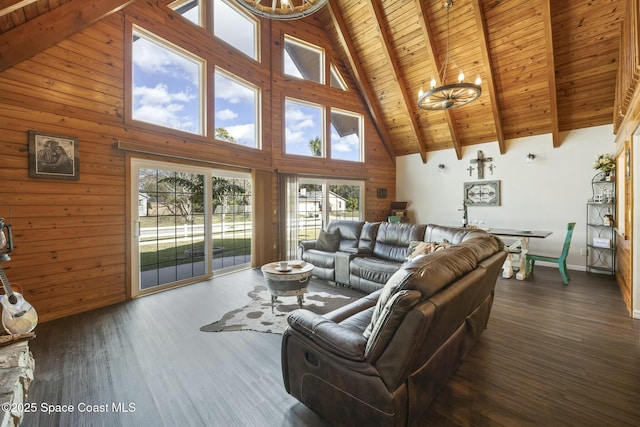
[0,267,37,335]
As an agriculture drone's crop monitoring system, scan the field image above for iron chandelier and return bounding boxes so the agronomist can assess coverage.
[417,0,482,110]
[234,0,328,20]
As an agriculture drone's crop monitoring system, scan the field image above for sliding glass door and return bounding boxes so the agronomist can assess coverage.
[131,160,252,297]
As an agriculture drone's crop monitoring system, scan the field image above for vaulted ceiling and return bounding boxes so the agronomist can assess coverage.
[0,0,627,162]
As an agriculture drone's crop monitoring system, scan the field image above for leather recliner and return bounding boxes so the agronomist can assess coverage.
[282,234,507,426]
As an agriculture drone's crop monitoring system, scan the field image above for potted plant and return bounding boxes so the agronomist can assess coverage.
[594,153,616,180]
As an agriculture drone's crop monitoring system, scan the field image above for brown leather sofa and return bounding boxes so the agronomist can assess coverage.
[299,221,490,293]
[282,233,507,426]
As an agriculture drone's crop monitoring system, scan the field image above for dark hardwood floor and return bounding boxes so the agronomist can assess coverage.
[21,266,640,426]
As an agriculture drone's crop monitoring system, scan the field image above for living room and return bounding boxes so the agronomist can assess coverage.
[0,0,639,426]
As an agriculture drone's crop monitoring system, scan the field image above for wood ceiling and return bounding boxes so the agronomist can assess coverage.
[0,0,627,161]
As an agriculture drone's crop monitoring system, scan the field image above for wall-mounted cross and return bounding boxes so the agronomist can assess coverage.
[469,150,493,179]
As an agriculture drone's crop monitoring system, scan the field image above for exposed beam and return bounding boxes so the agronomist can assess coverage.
[368,0,427,163]
[0,0,140,72]
[0,0,37,18]
[414,0,463,160]
[470,0,506,155]
[326,0,396,163]
[541,0,560,147]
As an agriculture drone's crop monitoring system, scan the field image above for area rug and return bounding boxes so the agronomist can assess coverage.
[200,285,358,335]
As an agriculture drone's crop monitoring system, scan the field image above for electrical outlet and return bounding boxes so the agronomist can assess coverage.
[580,248,588,256]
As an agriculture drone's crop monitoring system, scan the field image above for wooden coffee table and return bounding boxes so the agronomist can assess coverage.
[260,261,314,311]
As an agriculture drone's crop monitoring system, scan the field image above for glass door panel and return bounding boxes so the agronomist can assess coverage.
[132,160,211,297]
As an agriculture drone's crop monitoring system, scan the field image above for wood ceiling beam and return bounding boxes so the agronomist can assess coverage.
[0,0,140,72]
[326,0,396,164]
[470,0,506,155]
[0,0,37,19]
[414,0,463,160]
[368,0,427,163]
[542,0,560,147]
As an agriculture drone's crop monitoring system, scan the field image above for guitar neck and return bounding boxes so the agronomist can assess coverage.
[0,267,17,304]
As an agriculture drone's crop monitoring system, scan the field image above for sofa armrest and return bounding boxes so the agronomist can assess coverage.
[287,309,367,361]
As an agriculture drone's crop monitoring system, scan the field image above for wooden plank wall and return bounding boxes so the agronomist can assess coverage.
[614,0,638,316]
[0,3,396,322]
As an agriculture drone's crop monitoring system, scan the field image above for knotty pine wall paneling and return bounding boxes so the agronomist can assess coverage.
[0,2,396,321]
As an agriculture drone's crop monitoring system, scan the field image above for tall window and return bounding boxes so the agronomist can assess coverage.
[213,0,258,60]
[214,68,260,148]
[285,98,324,157]
[131,27,204,135]
[284,35,324,83]
[330,109,363,162]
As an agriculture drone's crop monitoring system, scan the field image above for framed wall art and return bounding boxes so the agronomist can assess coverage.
[28,130,79,180]
[463,180,500,206]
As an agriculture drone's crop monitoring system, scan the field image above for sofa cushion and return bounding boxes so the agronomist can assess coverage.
[357,221,380,253]
[364,290,421,361]
[316,228,341,252]
[372,223,427,262]
[327,220,364,251]
[363,244,478,339]
[350,256,403,287]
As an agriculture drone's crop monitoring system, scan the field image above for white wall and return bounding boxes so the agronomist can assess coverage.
[397,125,616,270]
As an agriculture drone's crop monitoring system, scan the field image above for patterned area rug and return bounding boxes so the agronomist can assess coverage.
[200,284,359,335]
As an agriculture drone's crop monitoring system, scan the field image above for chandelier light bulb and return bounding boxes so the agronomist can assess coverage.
[430,77,437,89]
[475,75,482,85]
[458,71,465,83]
[418,87,424,98]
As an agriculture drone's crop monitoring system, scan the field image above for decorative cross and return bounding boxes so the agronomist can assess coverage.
[467,166,474,177]
[469,150,493,179]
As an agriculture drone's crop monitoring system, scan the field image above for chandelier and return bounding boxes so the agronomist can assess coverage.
[417,0,482,110]
[234,0,328,20]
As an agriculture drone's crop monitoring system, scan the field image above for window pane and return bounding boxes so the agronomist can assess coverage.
[132,29,203,135]
[330,63,347,90]
[168,0,201,26]
[285,99,323,157]
[214,69,260,148]
[328,184,362,220]
[330,109,363,162]
[214,0,258,60]
[284,36,324,83]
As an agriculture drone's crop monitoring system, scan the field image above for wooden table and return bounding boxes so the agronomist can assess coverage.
[488,228,552,280]
[260,261,314,311]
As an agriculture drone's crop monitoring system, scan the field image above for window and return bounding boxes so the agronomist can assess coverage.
[131,27,204,135]
[330,109,363,162]
[168,0,202,26]
[214,68,260,148]
[285,98,324,157]
[284,36,324,84]
[330,63,347,90]
[295,178,364,242]
[213,0,258,60]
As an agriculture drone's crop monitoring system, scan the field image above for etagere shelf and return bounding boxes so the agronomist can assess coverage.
[586,172,616,274]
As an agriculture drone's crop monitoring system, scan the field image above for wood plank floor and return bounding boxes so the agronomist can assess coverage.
[21,266,640,426]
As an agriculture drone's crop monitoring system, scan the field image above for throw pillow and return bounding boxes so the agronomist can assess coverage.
[407,241,436,260]
[316,228,341,252]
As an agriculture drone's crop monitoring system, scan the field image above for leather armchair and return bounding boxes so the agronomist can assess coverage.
[282,235,507,426]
